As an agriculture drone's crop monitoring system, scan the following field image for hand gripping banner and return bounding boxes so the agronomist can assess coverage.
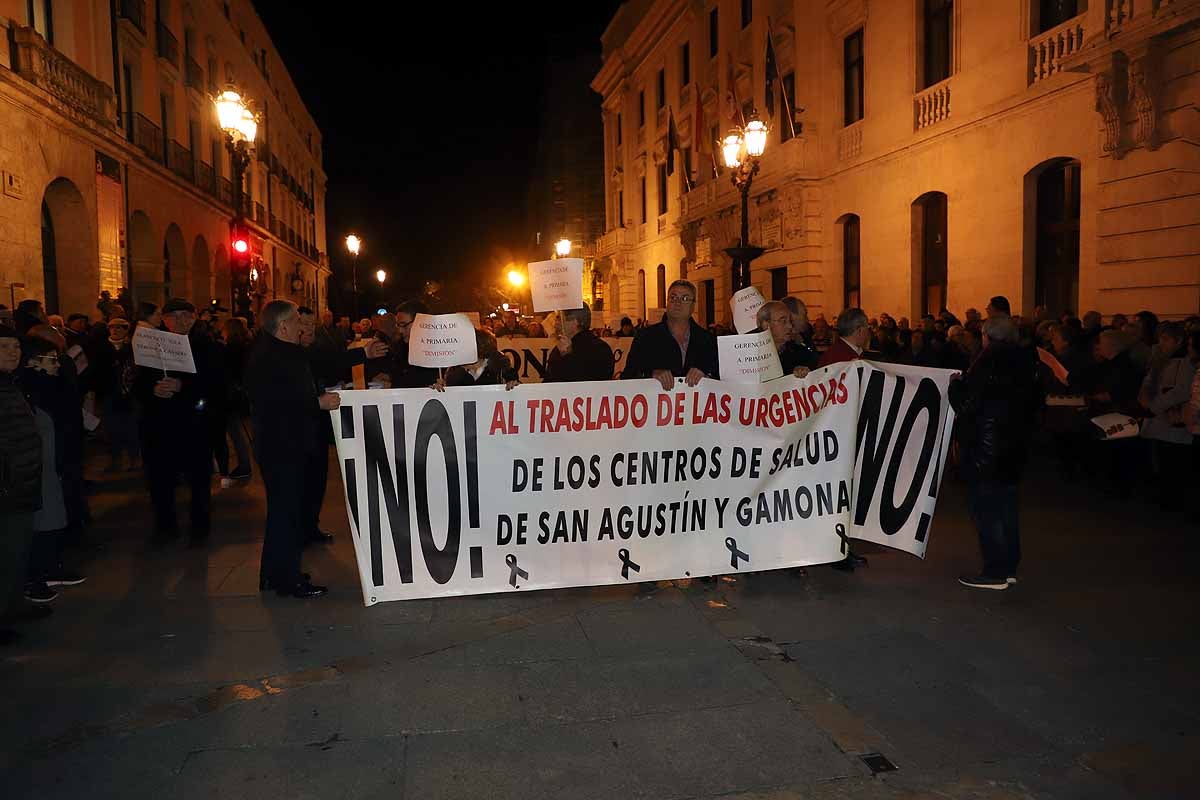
[330,361,958,605]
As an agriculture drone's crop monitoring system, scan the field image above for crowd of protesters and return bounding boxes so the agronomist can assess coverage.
[2,280,1197,641]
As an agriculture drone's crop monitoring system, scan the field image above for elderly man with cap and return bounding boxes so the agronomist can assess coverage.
[133,298,216,546]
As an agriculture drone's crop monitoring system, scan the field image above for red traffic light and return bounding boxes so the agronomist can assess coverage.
[232,237,249,254]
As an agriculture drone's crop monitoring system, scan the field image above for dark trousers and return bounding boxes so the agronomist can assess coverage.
[214,413,253,476]
[304,439,330,538]
[28,528,64,580]
[0,512,34,619]
[966,480,1020,579]
[141,422,211,536]
[260,457,307,585]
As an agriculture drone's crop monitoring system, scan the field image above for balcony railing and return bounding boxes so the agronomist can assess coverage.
[168,141,194,182]
[10,26,115,127]
[118,0,146,34]
[196,161,215,195]
[269,215,279,236]
[914,80,951,131]
[1029,16,1085,84]
[185,57,203,92]
[156,23,179,67]
[838,122,863,161]
[218,176,233,206]
[131,113,163,163]
[255,202,266,225]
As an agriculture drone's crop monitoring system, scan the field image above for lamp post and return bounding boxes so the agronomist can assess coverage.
[214,86,259,314]
[345,234,361,316]
[721,112,769,292]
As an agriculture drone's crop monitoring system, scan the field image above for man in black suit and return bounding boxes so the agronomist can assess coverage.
[622,280,718,390]
[545,303,614,382]
[246,300,340,598]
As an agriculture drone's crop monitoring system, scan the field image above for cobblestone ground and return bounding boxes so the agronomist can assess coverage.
[1,447,1197,799]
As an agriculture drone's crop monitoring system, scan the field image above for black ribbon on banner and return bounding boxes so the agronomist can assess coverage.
[617,548,641,579]
[835,523,849,556]
[505,553,529,588]
[725,537,750,569]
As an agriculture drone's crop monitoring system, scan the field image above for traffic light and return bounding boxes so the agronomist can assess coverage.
[229,222,251,285]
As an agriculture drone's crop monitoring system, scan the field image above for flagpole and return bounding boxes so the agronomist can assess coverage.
[767,17,796,140]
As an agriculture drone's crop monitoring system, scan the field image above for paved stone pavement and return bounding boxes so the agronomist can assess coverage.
[1,450,1197,799]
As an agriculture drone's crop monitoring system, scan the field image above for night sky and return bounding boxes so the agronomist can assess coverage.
[254,0,623,312]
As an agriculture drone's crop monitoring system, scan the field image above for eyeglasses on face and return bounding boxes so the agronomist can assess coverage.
[668,294,694,304]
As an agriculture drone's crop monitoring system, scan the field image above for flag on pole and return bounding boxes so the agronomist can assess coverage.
[724,52,744,127]
[667,108,692,191]
[768,18,797,139]
[764,30,779,119]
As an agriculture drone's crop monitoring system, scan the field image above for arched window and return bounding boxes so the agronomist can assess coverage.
[912,192,948,316]
[1028,158,1081,318]
[656,264,666,308]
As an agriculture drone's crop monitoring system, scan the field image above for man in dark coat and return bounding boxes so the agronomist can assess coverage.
[949,316,1042,590]
[757,301,816,377]
[247,300,340,598]
[817,308,871,369]
[0,326,42,643]
[388,300,439,388]
[545,304,614,383]
[623,279,718,390]
[132,299,215,545]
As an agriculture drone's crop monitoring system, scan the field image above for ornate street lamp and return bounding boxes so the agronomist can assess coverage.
[345,233,362,315]
[554,237,572,258]
[214,86,260,314]
[721,111,769,292]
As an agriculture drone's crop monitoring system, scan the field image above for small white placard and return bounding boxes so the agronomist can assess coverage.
[528,258,584,313]
[409,313,478,368]
[718,330,784,383]
[729,286,766,334]
[132,327,196,373]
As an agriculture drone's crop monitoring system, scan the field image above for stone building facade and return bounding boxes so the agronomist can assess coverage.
[591,0,1200,327]
[0,0,327,317]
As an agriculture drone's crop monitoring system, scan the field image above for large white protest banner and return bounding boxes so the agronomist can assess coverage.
[496,337,629,382]
[846,362,959,559]
[330,361,956,605]
[409,313,478,368]
[132,326,196,373]
[528,258,584,312]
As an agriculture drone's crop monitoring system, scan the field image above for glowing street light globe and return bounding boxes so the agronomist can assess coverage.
[214,87,258,145]
[555,238,572,257]
[345,234,361,255]
[376,269,387,284]
[743,114,769,158]
[507,270,526,288]
[721,130,745,169]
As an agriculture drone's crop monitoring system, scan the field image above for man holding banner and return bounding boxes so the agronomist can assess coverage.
[247,300,342,599]
[545,304,614,383]
[623,280,718,390]
[757,301,815,378]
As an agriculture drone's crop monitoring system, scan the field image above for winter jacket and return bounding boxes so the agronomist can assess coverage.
[0,371,42,513]
[623,319,719,380]
[32,407,67,532]
[1139,353,1196,445]
[948,342,1043,484]
[246,332,322,462]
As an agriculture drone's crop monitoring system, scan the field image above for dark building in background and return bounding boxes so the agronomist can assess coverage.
[526,40,606,261]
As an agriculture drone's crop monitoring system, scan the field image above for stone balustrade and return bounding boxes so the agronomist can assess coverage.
[1029,16,1085,84]
[914,80,951,131]
[10,26,114,127]
[838,123,863,161]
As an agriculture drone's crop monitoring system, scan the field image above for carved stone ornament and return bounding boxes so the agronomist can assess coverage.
[1128,57,1159,151]
[1095,71,1122,158]
[781,186,805,245]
